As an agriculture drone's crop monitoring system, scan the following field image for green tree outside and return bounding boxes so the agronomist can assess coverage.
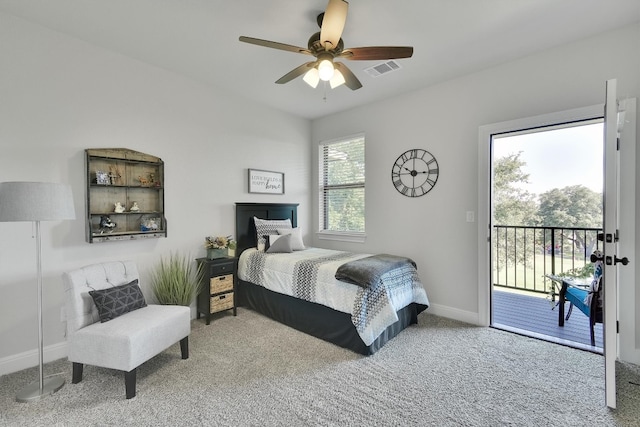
[493,152,602,289]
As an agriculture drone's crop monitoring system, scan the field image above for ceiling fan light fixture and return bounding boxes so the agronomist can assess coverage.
[238,0,412,91]
[318,58,334,81]
[329,69,345,88]
[303,68,320,88]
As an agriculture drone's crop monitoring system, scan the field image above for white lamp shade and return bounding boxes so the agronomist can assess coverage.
[0,182,75,222]
[303,68,320,88]
[329,69,345,89]
[318,59,335,81]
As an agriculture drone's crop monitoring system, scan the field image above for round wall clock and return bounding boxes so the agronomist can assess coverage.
[391,149,439,197]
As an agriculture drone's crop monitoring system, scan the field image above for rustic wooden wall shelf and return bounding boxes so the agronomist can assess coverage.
[85,148,167,243]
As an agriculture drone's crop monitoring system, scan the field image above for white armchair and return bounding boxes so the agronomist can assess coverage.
[62,260,190,399]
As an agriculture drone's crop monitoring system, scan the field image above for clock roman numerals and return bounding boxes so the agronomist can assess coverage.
[391,148,439,198]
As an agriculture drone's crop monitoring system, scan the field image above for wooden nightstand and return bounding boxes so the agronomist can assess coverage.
[196,257,237,325]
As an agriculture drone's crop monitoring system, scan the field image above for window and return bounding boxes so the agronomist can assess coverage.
[318,134,365,240]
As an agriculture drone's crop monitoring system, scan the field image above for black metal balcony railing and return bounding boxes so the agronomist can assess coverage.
[493,225,602,295]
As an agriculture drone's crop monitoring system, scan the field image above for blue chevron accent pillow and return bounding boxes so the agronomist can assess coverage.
[89,279,147,323]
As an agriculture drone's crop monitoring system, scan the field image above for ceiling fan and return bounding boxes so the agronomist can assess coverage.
[238,0,413,90]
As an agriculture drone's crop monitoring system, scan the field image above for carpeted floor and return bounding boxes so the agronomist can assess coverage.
[1,309,639,426]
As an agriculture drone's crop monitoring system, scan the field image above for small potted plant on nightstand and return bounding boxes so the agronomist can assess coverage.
[205,235,234,259]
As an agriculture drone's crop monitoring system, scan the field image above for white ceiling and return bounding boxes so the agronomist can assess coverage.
[1,0,639,120]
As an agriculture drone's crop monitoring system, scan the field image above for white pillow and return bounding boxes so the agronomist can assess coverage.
[277,227,305,251]
[254,217,292,248]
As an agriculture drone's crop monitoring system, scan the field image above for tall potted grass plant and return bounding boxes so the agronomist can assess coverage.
[150,253,203,306]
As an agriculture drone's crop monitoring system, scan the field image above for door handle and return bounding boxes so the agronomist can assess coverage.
[614,256,629,266]
[592,252,630,265]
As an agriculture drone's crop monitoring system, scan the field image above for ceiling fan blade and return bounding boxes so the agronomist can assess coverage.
[319,0,348,50]
[339,46,414,61]
[239,36,313,56]
[275,62,317,84]
[333,62,362,90]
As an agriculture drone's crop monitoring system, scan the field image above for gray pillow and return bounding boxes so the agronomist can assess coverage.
[266,233,293,253]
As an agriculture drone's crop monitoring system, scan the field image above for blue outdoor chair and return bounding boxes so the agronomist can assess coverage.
[558,252,603,347]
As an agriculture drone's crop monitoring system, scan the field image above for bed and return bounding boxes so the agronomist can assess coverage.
[234,202,429,355]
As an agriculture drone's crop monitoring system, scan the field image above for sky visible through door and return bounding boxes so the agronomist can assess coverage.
[493,122,603,196]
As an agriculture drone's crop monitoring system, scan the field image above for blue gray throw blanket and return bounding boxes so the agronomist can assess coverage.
[335,254,417,289]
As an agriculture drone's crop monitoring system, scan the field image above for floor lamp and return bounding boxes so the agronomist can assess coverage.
[0,182,75,402]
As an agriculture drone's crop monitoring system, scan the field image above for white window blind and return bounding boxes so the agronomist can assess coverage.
[319,134,365,234]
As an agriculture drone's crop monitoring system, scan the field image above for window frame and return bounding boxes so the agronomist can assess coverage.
[317,133,366,243]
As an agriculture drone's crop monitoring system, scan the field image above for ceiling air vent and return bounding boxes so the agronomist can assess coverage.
[364,60,401,78]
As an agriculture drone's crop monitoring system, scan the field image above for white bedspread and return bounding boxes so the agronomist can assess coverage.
[238,247,429,346]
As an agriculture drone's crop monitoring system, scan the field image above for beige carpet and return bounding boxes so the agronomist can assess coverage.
[1,309,639,426]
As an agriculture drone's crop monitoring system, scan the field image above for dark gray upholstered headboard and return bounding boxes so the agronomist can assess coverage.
[235,203,298,254]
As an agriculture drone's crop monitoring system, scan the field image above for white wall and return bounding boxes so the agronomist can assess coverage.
[0,13,311,374]
[311,24,640,325]
[2,10,638,375]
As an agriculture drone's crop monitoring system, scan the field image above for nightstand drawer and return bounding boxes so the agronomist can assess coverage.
[208,261,234,276]
[210,292,234,313]
[210,274,233,294]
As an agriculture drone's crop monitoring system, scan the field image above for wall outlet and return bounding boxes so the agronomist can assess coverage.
[466,211,475,223]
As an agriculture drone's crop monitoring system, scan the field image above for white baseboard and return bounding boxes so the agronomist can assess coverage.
[426,303,479,325]
[0,341,68,376]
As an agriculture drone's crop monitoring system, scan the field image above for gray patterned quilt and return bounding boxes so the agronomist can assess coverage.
[238,247,430,346]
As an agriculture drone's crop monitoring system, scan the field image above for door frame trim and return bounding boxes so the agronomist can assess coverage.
[477,104,604,327]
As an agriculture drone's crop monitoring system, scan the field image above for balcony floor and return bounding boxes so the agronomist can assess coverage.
[492,288,603,353]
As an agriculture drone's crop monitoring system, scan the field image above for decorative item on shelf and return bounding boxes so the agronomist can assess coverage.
[205,235,235,259]
[95,170,110,185]
[141,217,160,232]
[138,175,149,186]
[150,252,204,306]
[129,201,140,212]
[114,202,125,213]
[99,215,117,234]
[108,165,122,185]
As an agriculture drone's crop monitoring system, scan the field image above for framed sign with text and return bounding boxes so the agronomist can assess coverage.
[248,169,285,194]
